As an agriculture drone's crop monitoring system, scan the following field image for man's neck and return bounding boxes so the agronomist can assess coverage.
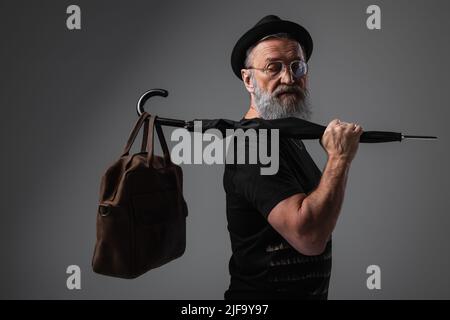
[244,105,260,119]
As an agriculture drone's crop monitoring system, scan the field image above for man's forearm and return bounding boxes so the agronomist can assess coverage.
[298,156,351,249]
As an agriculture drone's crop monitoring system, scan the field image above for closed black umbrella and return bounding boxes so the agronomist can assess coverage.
[137,89,437,143]
[184,117,436,143]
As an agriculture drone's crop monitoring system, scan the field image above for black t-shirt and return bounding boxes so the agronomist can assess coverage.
[223,131,332,300]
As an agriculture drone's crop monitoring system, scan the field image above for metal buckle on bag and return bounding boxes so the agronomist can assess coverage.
[98,205,111,217]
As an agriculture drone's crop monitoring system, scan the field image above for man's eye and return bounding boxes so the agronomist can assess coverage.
[291,62,300,72]
[266,63,282,73]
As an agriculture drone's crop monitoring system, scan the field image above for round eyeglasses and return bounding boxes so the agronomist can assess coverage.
[246,60,308,79]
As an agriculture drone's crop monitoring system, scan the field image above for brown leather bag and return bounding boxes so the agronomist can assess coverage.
[92,112,188,278]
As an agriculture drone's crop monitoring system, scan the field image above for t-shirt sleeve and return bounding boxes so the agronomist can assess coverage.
[231,150,305,219]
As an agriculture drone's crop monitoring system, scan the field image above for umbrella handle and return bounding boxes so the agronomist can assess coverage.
[136,89,188,128]
[136,89,169,116]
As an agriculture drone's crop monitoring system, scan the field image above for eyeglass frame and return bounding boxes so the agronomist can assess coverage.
[245,60,308,79]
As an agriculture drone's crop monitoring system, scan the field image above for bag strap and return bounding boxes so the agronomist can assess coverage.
[141,117,150,152]
[156,122,171,159]
[146,116,184,197]
[121,112,150,157]
[156,121,184,195]
[146,115,172,168]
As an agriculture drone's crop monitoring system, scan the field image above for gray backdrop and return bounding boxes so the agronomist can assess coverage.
[1,0,449,299]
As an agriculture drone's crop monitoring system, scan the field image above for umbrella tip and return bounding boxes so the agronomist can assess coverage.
[402,134,438,141]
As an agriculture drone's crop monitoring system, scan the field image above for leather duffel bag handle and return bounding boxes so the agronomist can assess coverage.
[144,115,184,194]
[145,115,171,168]
[121,112,151,157]
[120,112,171,166]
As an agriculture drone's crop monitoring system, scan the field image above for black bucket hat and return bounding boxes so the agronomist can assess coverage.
[231,15,313,80]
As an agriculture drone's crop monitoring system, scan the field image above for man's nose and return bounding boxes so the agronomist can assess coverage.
[280,66,295,85]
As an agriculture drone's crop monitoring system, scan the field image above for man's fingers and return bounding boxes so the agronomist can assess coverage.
[328,119,363,135]
[330,119,341,126]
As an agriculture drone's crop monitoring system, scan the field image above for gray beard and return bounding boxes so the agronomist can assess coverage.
[251,76,312,120]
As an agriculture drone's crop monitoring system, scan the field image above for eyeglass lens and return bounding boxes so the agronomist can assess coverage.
[267,61,307,78]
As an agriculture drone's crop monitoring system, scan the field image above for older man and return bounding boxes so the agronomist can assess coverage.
[223,15,363,300]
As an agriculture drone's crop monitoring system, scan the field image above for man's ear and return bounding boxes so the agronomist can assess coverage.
[241,69,254,93]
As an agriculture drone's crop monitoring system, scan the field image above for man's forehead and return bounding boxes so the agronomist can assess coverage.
[253,38,305,61]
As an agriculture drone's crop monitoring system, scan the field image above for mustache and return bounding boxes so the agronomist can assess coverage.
[272,85,307,99]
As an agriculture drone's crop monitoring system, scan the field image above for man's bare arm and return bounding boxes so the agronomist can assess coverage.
[297,156,351,253]
[267,119,362,256]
